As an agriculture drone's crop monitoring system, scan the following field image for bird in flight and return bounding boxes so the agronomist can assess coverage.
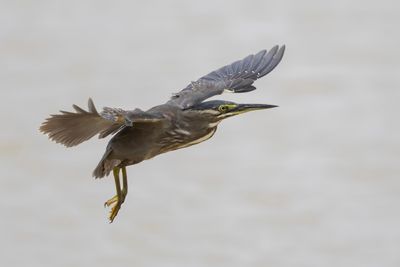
[40,45,285,222]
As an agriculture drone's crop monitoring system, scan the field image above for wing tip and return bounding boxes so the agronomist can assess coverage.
[277,44,286,57]
[264,44,285,56]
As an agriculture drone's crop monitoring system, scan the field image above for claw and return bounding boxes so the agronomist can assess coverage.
[104,195,118,207]
[104,193,126,223]
[109,201,122,223]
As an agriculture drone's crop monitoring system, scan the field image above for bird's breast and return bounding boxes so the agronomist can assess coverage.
[158,127,217,153]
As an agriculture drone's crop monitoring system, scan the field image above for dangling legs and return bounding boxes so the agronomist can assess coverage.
[121,166,128,199]
[104,166,128,223]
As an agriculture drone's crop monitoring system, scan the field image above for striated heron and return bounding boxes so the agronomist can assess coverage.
[40,45,285,222]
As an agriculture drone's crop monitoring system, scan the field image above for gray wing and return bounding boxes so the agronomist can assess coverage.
[167,45,285,109]
[40,98,164,147]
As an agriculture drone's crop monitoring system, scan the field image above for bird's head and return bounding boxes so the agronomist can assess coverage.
[188,100,277,123]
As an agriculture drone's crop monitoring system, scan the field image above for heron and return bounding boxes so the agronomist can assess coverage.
[40,45,285,222]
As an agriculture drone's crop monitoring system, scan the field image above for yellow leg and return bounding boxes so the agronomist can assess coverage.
[121,166,128,198]
[104,167,124,223]
[104,167,121,207]
[104,166,129,206]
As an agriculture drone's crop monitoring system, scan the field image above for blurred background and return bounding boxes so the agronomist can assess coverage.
[1,0,399,266]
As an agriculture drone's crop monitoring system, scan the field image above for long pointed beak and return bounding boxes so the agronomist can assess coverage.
[235,103,278,113]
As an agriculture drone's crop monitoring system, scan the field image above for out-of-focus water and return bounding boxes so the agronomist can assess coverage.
[1,1,399,266]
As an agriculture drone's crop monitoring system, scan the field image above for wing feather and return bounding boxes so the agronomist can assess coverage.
[168,45,285,108]
[40,98,164,147]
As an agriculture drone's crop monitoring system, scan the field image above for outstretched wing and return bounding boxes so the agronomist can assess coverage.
[40,98,164,147]
[167,45,285,109]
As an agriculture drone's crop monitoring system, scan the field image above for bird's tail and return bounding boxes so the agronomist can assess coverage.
[92,146,121,178]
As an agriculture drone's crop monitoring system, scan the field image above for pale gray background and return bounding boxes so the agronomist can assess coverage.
[1,1,399,266]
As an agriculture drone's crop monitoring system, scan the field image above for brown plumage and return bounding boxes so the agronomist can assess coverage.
[40,45,285,222]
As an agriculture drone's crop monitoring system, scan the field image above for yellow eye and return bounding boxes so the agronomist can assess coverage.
[218,105,229,112]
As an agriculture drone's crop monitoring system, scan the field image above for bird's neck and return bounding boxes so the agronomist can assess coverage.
[181,110,221,130]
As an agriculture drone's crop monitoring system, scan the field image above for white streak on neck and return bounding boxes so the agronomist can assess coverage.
[208,121,220,128]
[183,128,216,148]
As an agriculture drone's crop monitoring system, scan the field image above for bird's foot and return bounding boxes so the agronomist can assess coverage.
[104,195,124,223]
[104,195,119,207]
[109,201,121,223]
